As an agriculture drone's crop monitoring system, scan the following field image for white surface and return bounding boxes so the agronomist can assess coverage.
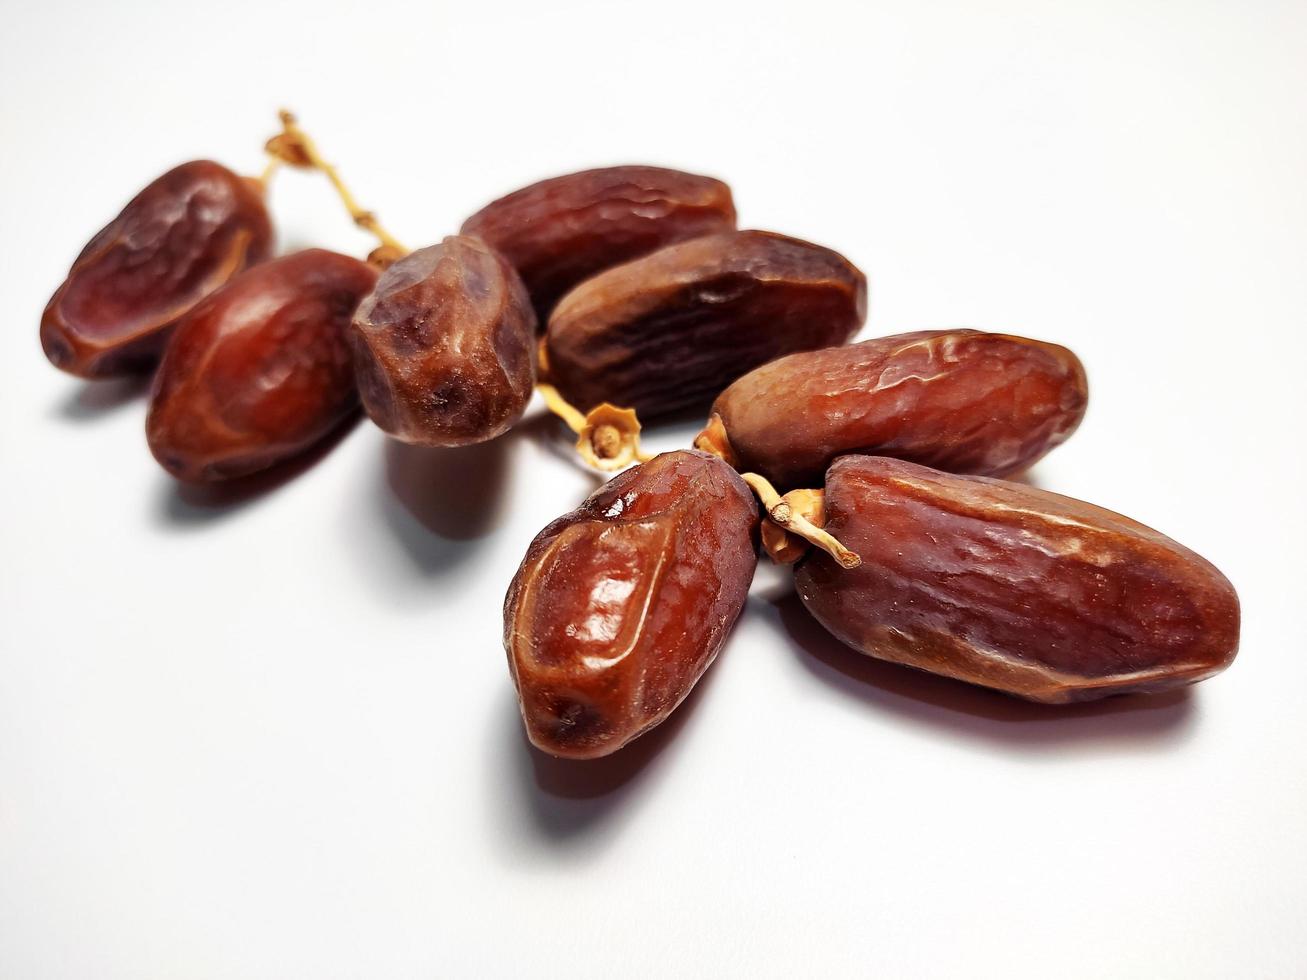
[2,1,1305,977]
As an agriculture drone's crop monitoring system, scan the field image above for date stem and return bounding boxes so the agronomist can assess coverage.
[257,155,283,188]
[264,110,408,262]
[537,383,655,472]
[537,382,587,432]
[740,473,861,569]
[692,413,740,469]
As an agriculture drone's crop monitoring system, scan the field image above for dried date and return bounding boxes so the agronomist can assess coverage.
[350,236,537,447]
[461,165,737,319]
[42,160,273,378]
[795,456,1240,702]
[545,230,867,418]
[146,249,377,482]
[504,450,759,758]
[703,330,1088,488]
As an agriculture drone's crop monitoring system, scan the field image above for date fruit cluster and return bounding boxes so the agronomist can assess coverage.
[41,114,1240,769]
[503,249,1240,759]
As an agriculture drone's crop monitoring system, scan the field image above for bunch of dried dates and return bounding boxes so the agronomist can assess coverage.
[44,112,1240,763]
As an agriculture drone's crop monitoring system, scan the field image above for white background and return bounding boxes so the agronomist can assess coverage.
[2,1,1305,977]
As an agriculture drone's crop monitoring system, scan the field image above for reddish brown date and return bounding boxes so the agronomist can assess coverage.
[708,330,1088,488]
[504,450,759,759]
[796,456,1239,703]
[146,250,377,482]
[545,230,867,418]
[460,165,737,319]
[42,161,273,378]
[350,236,537,447]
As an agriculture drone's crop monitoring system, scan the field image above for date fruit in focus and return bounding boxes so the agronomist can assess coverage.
[796,456,1239,703]
[42,161,274,378]
[706,330,1088,488]
[504,450,759,759]
[461,165,737,319]
[350,236,537,447]
[545,230,867,418]
[147,249,377,482]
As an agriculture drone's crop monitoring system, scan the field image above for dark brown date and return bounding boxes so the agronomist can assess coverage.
[460,165,737,319]
[708,330,1088,488]
[146,249,377,482]
[504,450,759,759]
[796,456,1239,703]
[350,236,537,447]
[545,230,867,418]
[42,160,273,378]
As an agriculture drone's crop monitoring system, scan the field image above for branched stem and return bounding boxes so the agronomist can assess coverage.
[265,109,407,258]
[740,473,861,569]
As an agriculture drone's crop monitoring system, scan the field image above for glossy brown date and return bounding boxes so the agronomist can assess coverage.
[42,160,273,378]
[460,165,737,319]
[504,450,759,759]
[545,230,867,418]
[146,249,377,482]
[350,236,537,447]
[795,456,1240,703]
[707,330,1088,488]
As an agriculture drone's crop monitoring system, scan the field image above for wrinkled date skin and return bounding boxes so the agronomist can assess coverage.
[796,457,1240,703]
[42,160,273,378]
[504,450,759,759]
[146,250,377,482]
[350,236,537,447]
[710,330,1088,488]
[460,165,737,319]
[545,230,867,418]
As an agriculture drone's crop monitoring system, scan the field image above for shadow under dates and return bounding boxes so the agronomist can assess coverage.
[767,591,1196,751]
[385,438,511,541]
[378,436,513,576]
[499,621,731,842]
[156,414,363,526]
[53,374,153,420]
[518,410,608,482]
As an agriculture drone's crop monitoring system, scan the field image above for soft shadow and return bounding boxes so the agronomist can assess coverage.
[517,409,607,482]
[385,438,511,540]
[157,416,361,526]
[55,374,152,419]
[769,591,1195,750]
[378,434,512,576]
[503,634,727,840]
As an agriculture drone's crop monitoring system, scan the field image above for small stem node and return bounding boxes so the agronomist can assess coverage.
[264,109,407,260]
[537,384,652,472]
[741,474,861,569]
[770,501,794,525]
